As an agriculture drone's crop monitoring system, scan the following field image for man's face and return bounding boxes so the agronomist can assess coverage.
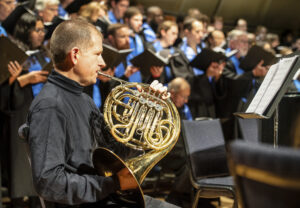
[171,87,190,108]
[153,9,163,25]
[187,21,204,45]
[162,25,178,47]
[39,3,58,23]
[128,14,143,33]
[212,31,225,47]
[75,31,106,86]
[235,34,249,57]
[0,0,16,21]
[112,0,129,20]
[113,27,130,49]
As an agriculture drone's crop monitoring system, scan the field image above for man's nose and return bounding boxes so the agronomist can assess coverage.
[99,55,106,69]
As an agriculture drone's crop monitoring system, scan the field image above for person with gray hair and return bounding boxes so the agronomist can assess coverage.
[35,0,59,23]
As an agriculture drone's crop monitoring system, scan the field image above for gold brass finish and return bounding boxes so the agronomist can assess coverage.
[93,71,181,207]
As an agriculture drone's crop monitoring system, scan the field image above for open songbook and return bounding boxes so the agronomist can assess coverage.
[130,49,170,77]
[102,44,133,69]
[235,53,300,119]
[0,36,29,84]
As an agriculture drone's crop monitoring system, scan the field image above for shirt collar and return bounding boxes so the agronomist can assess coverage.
[48,70,84,95]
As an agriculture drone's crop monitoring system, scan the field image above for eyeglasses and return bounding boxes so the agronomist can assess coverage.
[3,0,16,6]
[33,28,47,33]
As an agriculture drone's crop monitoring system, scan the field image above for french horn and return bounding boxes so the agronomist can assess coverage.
[92,71,181,207]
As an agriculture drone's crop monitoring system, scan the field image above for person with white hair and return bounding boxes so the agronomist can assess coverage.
[35,0,59,23]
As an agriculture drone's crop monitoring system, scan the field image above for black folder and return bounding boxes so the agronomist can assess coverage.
[239,45,278,72]
[42,61,54,74]
[0,37,29,84]
[130,49,170,77]
[190,48,228,71]
[102,44,133,69]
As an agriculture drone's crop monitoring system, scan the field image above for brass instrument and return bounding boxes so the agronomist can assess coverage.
[92,71,180,207]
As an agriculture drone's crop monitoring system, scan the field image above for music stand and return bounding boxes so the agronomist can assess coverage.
[234,51,300,147]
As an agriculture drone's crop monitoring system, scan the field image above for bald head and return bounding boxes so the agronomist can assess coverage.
[168,77,190,108]
[50,19,102,70]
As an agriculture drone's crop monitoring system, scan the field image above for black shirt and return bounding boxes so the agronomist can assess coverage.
[27,71,131,205]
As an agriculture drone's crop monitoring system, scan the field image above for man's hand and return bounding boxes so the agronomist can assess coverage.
[150,66,163,78]
[125,65,139,78]
[8,61,22,85]
[206,62,225,81]
[252,60,268,77]
[117,168,138,191]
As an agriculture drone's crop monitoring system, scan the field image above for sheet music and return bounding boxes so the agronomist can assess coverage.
[246,63,278,113]
[255,56,298,114]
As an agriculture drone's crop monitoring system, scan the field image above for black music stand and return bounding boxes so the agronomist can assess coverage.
[234,51,300,147]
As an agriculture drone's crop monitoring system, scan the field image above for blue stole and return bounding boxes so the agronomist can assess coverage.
[152,41,173,81]
[142,23,156,43]
[294,80,300,92]
[183,104,193,120]
[93,79,102,108]
[108,10,123,23]
[28,56,50,97]
[128,34,144,83]
[0,24,7,36]
[180,38,204,75]
[226,48,244,75]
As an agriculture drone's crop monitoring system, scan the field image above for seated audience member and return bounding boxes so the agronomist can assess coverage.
[0,0,16,36]
[235,18,247,32]
[107,0,129,23]
[141,6,164,43]
[179,17,205,75]
[169,77,192,120]
[124,6,145,82]
[35,0,59,24]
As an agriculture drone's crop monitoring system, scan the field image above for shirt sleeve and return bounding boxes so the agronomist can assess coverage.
[28,104,119,205]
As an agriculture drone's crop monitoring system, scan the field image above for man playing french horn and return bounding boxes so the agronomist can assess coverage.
[20,19,179,208]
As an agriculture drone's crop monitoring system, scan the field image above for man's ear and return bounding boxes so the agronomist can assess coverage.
[70,47,80,65]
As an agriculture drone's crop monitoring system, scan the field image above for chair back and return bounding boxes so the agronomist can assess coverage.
[229,140,300,208]
[237,118,261,143]
[182,119,229,180]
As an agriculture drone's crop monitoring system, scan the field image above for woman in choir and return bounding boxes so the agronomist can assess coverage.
[4,12,49,206]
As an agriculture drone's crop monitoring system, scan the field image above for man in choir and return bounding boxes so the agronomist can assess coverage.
[179,17,205,75]
[141,6,164,43]
[107,0,129,23]
[235,18,247,32]
[124,6,145,82]
[20,18,177,208]
[218,29,268,140]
